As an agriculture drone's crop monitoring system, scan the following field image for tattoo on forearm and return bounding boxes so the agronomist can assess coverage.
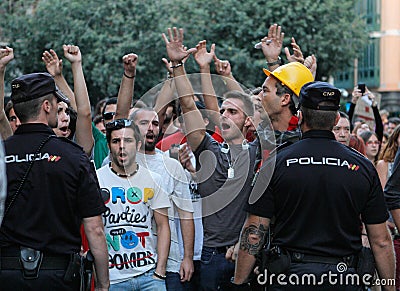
[239,222,267,255]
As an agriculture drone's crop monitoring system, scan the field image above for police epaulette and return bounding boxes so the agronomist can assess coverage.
[57,136,84,151]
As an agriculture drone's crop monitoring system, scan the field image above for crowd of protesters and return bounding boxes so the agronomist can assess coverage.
[0,23,399,291]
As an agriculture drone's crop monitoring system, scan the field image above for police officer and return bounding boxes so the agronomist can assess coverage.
[0,73,110,290]
[233,81,394,290]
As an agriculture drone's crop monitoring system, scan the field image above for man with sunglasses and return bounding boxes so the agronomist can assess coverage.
[97,118,171,290]
[0,72,109,290]
[93,97,117,169]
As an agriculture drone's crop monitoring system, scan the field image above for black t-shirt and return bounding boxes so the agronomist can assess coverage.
[384,147,400,210]
[194,134,257,247]
[0,124,106,255]
[246,130,388,257]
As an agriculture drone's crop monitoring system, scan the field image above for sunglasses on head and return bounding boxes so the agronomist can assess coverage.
[103,111,116,120]
[105,119,133,131]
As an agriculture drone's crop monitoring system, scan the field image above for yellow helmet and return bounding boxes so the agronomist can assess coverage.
[263,62,314,97]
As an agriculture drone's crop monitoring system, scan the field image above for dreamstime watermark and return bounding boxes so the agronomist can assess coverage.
[257,262,396,287]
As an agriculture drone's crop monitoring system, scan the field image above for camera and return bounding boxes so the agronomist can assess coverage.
[358,83,366,94]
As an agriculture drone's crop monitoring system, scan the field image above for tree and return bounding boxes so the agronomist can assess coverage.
[0,0,367,104]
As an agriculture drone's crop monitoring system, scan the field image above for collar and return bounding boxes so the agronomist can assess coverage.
[301,130,336,140]
[287,115,298,131]
[14,123,55,135]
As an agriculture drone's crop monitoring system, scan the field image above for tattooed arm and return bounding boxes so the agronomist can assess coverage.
[233,214,270,284]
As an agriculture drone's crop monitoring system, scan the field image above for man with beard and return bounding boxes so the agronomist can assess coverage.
[96,119,171,290]
[162,27,257,290]
[130,108,195,291]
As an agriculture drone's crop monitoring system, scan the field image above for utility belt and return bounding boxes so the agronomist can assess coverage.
[289,250,358,268]
[0,245,94,290]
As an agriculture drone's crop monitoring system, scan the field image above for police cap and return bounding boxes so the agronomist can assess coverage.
[11,72,70,105]
[299,81,341,111]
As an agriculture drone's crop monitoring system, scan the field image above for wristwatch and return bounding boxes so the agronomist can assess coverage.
[266,56,282,67]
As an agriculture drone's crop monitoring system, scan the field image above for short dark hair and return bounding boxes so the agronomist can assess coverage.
[101,97,118,116]
[223,90,254,117]
[106,119,142,145]
[388,117,400,125]
[5,100,13,120]
[67,105,77,140]
[93,114,103,125]
[247,87,262,96]
[300,103,338,130]
[339,111,349,121]
[13,93,55,123]
[276,82,297,115]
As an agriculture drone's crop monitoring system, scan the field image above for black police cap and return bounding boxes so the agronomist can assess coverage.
[11,72,70,105]
[299,81,341,111]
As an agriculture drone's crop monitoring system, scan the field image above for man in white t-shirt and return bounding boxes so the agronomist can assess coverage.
[96,119,171,290]
[130,108,195,291]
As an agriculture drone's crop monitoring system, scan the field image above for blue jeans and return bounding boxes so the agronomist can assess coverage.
[110,269,166,291]
[197,246,235,290]
[166,261,201,291]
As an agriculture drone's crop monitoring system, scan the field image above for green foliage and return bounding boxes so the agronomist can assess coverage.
[0,0,367,104]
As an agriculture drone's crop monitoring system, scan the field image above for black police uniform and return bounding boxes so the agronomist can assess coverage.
[246,130,388,290]
[245,82,389,290]
[0,124,106,290]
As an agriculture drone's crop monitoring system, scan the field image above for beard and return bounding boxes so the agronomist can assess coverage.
[144,141,156,152]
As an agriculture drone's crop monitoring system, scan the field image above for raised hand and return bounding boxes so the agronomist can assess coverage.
[351,85,362,104]
[63,44,82,64]
[162,46,189,75]
[122,53,138,78]
[304,54,317,79]
[162,27,196,63]
[260,23,284,62]
[213,54,232,77]
[284,37,304,64]
[0,46,14,69]
[42,49,63,76]
[193,40,215,69]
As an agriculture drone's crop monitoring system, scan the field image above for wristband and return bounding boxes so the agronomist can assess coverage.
[170,62,183,69]
[124,72,135,79]
[266,56,282,67]
[153,271,166,280]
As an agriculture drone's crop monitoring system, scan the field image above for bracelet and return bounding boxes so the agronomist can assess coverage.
[167,72,173,80]
[361,233,367,236]
[170,62,183,69]
[266,56,282,67]
[153,271,166,280]
[124,72,135,79]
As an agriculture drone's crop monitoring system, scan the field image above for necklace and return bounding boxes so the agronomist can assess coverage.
[109,162,139,178]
